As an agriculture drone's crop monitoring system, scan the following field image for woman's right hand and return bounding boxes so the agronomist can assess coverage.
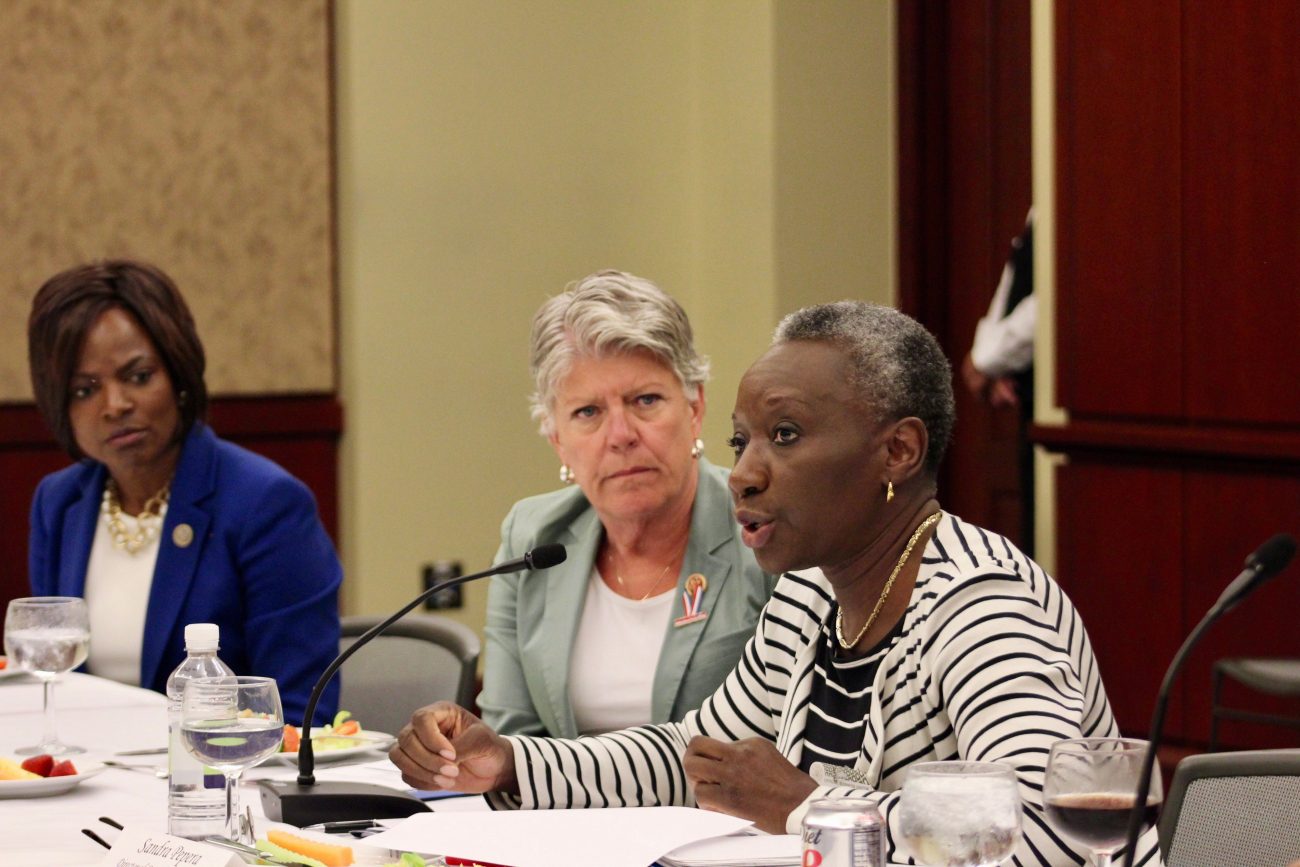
[388,701,519,795]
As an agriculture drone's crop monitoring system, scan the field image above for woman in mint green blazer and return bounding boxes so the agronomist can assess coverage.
[478,272,777,738]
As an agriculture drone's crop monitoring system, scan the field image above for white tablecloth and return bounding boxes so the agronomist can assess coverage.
[0,673,415,867]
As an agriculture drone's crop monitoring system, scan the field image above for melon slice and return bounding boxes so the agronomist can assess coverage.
[0,758,41,780]
[266,829,353,866]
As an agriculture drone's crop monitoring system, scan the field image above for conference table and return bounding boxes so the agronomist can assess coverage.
[0,672,421,866]
[0,674,862,867]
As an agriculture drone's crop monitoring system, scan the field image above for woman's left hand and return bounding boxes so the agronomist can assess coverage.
[683,735,818,834]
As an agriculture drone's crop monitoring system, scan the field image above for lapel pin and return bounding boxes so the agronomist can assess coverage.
[172,524,194,548]
[674,573,709,627]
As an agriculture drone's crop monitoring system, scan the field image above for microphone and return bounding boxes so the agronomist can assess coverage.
[259,543,566,827]
[1120,533,1296,867]
[1214,533,1297,613]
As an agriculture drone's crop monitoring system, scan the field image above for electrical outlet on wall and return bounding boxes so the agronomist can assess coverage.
[422,561,464,610]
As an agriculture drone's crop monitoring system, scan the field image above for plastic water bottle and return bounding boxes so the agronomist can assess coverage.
[167,623,235,839]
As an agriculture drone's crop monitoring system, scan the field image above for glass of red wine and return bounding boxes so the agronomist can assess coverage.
[1043,738,1162,867]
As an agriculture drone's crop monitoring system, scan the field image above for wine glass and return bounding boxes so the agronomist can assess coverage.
[181,676,283,844]
[1043,738,1162,867]
[897,761,1023,866]
[3,597,91,756]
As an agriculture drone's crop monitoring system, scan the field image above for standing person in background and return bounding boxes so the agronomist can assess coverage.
[26,260,341,726]
[478,270,777,738]
[962,211,1035,554]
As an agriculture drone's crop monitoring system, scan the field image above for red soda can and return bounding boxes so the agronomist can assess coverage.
[801,797,885,867]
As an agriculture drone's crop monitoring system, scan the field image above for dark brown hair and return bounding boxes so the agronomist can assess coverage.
[27,260,208,458]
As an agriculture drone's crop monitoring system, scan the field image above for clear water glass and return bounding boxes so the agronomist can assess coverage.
[4,597,91,756]
[181,676,283,844]
[897,761,1023,866]
[1043,738,1162,867]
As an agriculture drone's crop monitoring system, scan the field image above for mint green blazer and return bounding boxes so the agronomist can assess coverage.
[479,458,778,738]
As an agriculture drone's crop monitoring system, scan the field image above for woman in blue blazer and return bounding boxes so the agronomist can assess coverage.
[26,260,340,726]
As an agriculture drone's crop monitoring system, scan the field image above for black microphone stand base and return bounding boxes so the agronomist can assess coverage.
[258,779,431,826]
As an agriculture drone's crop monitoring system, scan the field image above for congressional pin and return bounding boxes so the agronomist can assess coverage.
[172,523,194,548]
[674,573,709,627]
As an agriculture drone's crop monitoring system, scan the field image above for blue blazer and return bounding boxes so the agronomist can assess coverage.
[28,424,341,726]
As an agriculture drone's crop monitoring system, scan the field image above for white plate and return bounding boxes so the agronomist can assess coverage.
[0,759,106,798]
[0,658,35,682]
[266,728,396,765]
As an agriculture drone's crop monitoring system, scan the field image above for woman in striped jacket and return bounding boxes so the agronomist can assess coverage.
[391,302,1156,867]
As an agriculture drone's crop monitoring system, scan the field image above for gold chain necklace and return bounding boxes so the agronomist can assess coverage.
[835,511,942,650]
[606,551,675,602]
[102,478,171,555]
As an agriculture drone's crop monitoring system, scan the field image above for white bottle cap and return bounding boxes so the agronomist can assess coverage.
[184,623,220,652]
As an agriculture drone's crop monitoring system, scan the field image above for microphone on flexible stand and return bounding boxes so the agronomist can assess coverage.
[1119,533,1296,867]
[259,543,567,827]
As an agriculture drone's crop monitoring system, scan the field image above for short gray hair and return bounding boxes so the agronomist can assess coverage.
[774,301,955,473]
[529,270,710,434]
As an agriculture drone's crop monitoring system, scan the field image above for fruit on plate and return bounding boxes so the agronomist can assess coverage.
[21,755,54,777]
[13,754,76,778]
[265,829,353,866]
[280,710,366,753]
[382,855,427,867]
[49,759,78,777]
[0,758,42,780]
[0,656,7,669]
[254,838,326,867]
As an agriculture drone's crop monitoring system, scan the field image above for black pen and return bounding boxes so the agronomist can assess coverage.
[300,819,382,834]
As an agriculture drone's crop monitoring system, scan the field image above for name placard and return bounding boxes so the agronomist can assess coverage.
[97,827,243,867]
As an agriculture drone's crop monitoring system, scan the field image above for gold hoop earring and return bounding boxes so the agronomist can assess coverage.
[560,465,574,484]
[886,481,895,502]
[691,438,704,459]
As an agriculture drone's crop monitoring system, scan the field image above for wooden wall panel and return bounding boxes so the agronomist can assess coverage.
[1183,3,1300,425]
[1056,0,1182,418]
[1181,469,1300,746]
[1045,0,1300,752]
[1056,460,1185,736]
[0,396,341,617]
[898,0,1032,548]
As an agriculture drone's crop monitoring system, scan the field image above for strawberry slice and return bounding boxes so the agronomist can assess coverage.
[48,759,77,777]
[20,755,54,777]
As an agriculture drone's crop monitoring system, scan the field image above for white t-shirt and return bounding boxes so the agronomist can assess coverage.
[567,566,675,735]
[82,503,165,686]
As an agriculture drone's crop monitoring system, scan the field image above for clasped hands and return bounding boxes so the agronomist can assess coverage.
[389,702,818,834]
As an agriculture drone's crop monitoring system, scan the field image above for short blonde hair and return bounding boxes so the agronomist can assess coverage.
[529,270,709,434]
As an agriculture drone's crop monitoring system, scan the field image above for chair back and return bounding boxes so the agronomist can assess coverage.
[1160,749,1300,867]
[338,613,481,737]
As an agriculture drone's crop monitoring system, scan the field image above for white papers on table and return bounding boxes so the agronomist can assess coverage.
[658,833,802,867]
[366,807,753,867]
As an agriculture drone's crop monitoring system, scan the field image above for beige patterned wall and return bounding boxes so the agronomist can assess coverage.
[0,0,334,400]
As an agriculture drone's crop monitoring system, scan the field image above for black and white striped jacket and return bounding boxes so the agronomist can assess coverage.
[498,513,1158,867]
